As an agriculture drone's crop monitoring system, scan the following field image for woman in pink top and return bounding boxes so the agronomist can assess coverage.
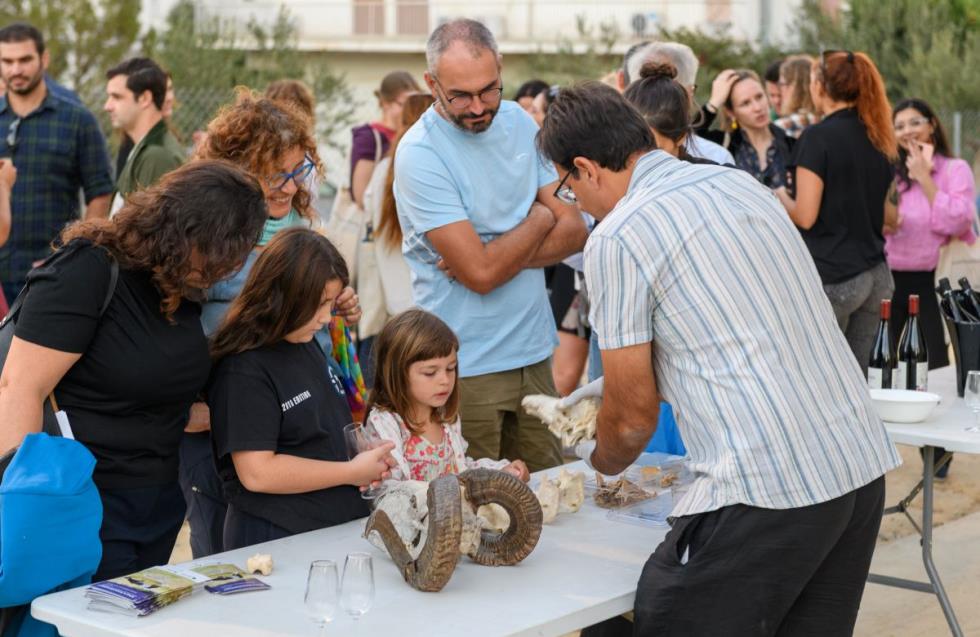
[885,98,977,371]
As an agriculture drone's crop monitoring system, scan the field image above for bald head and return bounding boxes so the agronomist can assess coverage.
[426,19,499,74]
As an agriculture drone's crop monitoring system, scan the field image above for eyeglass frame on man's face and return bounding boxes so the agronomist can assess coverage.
[553,168,578,205]
[431,75,504,110]
[264,155,315,192]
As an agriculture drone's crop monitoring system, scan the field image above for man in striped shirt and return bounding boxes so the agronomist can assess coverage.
[539,83,901,635]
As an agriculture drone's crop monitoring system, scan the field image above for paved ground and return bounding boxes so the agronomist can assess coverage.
[170,446,980,636]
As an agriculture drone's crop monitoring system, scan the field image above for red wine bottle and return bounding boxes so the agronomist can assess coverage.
[867,299,895,389]
[958,277,980,320]
[937,278,969,322]
[897,294,929,391]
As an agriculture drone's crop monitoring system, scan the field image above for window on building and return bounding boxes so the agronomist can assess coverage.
[706,0,732,25]
[354,0,385,35]
[396,0,429,35]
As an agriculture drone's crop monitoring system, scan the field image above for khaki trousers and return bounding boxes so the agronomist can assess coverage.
[458,359,563,473]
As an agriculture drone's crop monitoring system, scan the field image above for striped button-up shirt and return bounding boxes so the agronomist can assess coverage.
[0,88,113,285]
[585,151,901,517]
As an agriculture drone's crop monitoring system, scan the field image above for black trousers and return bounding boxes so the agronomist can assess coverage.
[94,482,186,582]
[630,476,885,636]
[223,503,293,551]
[178,432,227,558]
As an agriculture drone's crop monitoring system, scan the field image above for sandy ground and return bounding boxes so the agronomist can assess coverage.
[169,445,980,636]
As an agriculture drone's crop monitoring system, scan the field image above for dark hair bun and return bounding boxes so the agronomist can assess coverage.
[639,62,678,81]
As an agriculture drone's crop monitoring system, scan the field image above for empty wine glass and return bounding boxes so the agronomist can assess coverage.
[304,560,339,629]
[340,552,374,622]
[343,422,386,499]
[965,371,980,433]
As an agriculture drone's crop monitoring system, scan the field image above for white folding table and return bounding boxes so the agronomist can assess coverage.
[31,461,666,637]
[872,366,980,637]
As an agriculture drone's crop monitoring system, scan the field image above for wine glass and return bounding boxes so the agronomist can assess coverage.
[343,422,386,499]
[340,552,374,622]
[965,371,980,432]
[304,560,339,630]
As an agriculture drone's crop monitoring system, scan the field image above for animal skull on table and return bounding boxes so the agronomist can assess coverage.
[364,468,544,592]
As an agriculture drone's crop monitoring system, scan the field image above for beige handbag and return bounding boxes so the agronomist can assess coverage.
[325,127,383,273]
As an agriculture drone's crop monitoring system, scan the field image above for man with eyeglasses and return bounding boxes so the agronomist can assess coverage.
[394,19,588,473]
[105,57,184,214]
[0,23,113,301]
[541,82,900,637]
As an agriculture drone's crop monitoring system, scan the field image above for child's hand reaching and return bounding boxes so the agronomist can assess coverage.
[502,460,530,482]
[349,441,396,488]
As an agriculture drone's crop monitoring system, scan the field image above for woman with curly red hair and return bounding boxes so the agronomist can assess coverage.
[776,51,898,372]
[182,88,363,558]
[0,160,268,580]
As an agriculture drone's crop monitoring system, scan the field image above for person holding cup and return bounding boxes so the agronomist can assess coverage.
[208,227,395,551]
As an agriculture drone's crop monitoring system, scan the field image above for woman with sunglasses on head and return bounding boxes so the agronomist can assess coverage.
[774,51,898,372]
[886,98,977,479]
[181,89,363,558]
[0,161,268,580]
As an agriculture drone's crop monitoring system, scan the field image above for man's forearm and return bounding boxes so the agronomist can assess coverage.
[526,212,589,268]
[590,401,659,475]
[84,194,111,220]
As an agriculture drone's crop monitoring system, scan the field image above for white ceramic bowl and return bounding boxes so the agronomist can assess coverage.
[869,389,941,423]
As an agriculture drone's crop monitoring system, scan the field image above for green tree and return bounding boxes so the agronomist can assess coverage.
[0,0,140,101]
[142,1,356,149]
[522,15,622,85]
[792,0,980,110]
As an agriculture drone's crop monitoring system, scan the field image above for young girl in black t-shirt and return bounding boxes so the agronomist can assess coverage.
[208,228,395,550]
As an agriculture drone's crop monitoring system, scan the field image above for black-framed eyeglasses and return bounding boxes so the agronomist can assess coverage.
[432,76,503,109]
[553,169,578,205]
[5,118,21,155]
[264,155,315,191]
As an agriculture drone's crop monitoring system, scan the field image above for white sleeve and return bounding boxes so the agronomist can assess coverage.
[367,409,412,481]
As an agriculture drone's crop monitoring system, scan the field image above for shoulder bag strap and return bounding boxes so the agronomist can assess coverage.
[371,126,384,163]
[46,254,119,418]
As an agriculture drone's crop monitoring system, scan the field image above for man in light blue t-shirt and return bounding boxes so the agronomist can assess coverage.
[394,19,587,471]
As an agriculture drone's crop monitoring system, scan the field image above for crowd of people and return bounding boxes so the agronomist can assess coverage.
[0,13,977,637]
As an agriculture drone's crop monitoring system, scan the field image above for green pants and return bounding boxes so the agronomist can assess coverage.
[458,359,563,473]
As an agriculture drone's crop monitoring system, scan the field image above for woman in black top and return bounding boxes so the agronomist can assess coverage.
[208,228,394,550]
[0,161,268,580]
[775,51,898,371]
[697,69,795,187]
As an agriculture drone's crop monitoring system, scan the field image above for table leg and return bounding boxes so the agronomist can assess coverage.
[867,446,963,636]
[920,446,963,637]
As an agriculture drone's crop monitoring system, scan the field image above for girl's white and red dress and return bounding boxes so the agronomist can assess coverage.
[367,408,509,482]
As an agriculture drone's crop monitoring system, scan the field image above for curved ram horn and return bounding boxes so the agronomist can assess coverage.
[459,468,543,566]
[363,474,463,592]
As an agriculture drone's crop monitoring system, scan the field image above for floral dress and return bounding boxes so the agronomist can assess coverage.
[367,409,510,481]
[402,427,462,481]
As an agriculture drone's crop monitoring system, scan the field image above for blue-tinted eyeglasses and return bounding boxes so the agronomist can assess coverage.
[264,155,315,191]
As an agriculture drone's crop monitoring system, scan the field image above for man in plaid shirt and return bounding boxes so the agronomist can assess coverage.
[0,23,113,302]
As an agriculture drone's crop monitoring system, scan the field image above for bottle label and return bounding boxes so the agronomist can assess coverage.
[916,362,928,391]
[895,361,928,391]
[867,367,884,390]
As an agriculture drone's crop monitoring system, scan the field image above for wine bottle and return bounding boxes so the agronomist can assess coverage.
[897,294,929,391]
[867,299,895,389]
[937,278,968,322]
[958,277,980,320]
